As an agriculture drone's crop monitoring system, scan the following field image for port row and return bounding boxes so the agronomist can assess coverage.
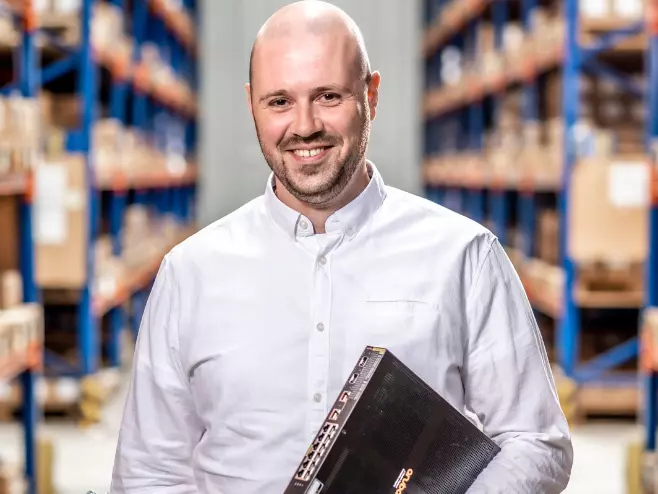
[295,423,339,482]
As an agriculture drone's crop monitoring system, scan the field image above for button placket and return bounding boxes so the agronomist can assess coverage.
[307,249,332,440]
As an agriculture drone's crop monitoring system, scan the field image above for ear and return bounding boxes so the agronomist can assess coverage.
[245,83,254,116]
[367,71,381,121]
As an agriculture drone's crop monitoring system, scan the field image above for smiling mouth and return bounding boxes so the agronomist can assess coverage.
[288,146,332,161]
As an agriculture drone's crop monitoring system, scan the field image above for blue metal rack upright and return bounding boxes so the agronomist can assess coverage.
[19,5,39,491]
[422,0,648,413]
[642,0,658,454]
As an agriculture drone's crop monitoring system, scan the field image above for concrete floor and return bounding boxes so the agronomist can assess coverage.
[0,377,643,494]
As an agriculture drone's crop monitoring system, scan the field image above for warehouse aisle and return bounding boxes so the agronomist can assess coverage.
[0,379,128,494]
[0,382,642,494]
[565,422,641,494]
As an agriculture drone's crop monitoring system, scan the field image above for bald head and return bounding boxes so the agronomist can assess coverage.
[249,1,371,87]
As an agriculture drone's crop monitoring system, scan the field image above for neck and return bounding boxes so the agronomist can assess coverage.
[275,162,371,234]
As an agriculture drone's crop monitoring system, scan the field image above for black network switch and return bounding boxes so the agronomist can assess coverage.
[284,346,500,494]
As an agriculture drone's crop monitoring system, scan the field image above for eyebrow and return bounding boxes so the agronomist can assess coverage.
[259,90,289,104]
[258,84,353,104]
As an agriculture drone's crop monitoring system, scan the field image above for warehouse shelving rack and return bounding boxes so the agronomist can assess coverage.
[0,0,198,487]
[423,0,648,415]
[36,0,198,382]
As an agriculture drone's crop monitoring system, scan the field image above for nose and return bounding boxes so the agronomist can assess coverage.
[290,102,323,138]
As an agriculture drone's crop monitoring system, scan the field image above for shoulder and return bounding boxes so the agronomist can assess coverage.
[380,186,496,257]
[164,195,267,270]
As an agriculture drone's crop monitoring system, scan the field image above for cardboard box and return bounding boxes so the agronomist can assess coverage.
[537,210,560,265]
[0,271,22,310]
[0,197,18,272]
[49,94,79,130]
[568,156,649,264]
[0,460,24,494]
[34,154,88,289]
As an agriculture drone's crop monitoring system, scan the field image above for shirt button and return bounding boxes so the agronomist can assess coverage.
[346,227,354,236]
[299,220,308,230]
[318,256,327,265]
[317,322,325,332]
[313,393,322,402]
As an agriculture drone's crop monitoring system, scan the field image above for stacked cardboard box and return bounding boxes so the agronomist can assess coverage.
[0,303,44,369]
[93,235,124,302]
[122,205,179,270]
[517,121,543,184]
[37,0,82,46]
[0,12,18,47]
[0,95,41,179]
[140,41,194,112]
[0,270,22,310]
[537,210,560,265]
[92,1,133,67]
[487,90,524,181]
[93,119,128,179]
[545,72,645,156]
[38,98,190,178]
[0,460,25,494]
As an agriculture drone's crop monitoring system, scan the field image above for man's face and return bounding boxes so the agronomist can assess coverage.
[248,34,377,207]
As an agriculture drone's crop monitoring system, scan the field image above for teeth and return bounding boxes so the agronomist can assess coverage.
[294,148,324,158]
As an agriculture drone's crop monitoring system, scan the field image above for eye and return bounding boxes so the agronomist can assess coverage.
[269,98,290,108]
[319,93,341,104]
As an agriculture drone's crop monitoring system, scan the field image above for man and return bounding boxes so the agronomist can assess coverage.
[110,1,573,493]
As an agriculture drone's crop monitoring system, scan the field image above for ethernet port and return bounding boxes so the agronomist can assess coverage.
[358,356,369,367]
[339,391,350,403]
[348,373,359,384]
[329,408,340,421]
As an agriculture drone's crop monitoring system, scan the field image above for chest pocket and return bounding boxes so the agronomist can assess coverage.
[342,286,442,383]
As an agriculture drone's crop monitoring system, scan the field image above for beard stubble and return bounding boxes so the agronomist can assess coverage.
[255,114,371,208]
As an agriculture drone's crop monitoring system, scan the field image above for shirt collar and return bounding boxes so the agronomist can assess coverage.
[263,161,387,241]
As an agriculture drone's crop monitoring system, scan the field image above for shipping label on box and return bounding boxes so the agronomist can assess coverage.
[34,162,68,245]
[607,161,650,208]
[53,0,81,13]
[581,0,611,17]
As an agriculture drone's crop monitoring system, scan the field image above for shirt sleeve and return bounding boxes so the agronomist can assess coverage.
[110,255,203,494]
[462,236,573,493]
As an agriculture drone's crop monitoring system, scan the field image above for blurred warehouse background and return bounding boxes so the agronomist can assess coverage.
[0,0,656,493]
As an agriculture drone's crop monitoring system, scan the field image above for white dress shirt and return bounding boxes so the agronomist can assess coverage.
[110,163,573,494]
